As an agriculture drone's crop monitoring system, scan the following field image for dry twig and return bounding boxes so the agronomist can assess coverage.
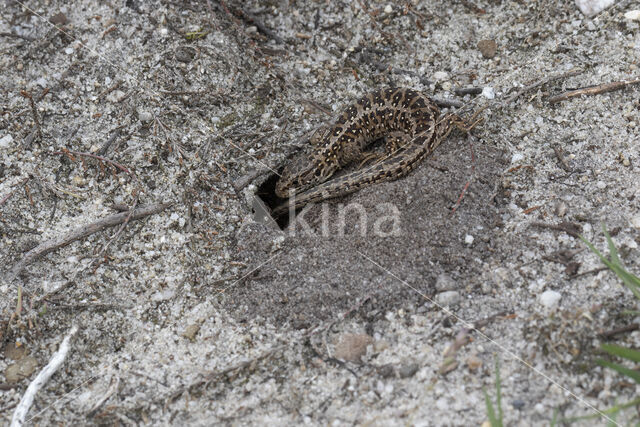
[504,68,583,105]
[11,325,78,427]
[6,202,174,283]
[548,78,640,103]
[20,90,42,140]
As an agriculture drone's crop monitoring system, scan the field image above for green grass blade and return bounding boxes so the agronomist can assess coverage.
[601,343,640,363]
[580,231,640,299]
[550,408,558,426]
[495,359,503,425]
[605,410,618,427]
[484,388,499,427]
[597,359,640,384]
[603,224,621,266]
[561,397,640,423]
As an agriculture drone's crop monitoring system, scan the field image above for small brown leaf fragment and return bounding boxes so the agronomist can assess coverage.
[467,355,483,371]
[5,356,38,383]
[438,356,458,375]
[49,12,68,26]
[565,262,580,276]
[4,342,28,361]
[477,40,497,59]
[334,333,373,362]
[182,324,201,341]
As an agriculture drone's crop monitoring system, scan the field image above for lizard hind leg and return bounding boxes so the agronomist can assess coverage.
[453,107,486,133]
[357,131,408,168]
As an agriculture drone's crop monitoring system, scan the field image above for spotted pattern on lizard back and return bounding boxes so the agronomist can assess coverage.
[274,87,472,217]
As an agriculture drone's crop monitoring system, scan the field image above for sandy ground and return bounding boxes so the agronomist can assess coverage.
[1,0,640,425]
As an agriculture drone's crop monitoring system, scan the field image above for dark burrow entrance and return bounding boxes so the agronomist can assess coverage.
[254,168,293,229]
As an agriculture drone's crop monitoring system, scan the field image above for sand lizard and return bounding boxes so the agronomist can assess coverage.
[273,87,479,217]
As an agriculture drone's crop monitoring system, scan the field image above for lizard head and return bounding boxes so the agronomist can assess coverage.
[275,127,338,198]
[275,153,337,198]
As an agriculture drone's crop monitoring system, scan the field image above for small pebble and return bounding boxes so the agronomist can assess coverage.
[435,273,458,291]
[540,290,561,309]
[384,4,393,14]
[435,398,449,411]
[398,363,419,378]
[511,152,524,163]
[624,10,640,20]
[432,71,449,81]
[435,291,461,307]
[0,134,13,148]
[575,0,615,17]
[630,215,640,230]
[138,110,153,123]
[512,399,526,410]
[554,200,567,217]
[464,234,474,245]
[482,86,495,99]
[596,181,606,189]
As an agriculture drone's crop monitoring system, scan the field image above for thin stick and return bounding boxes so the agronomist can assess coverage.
[530,221,581,238]
[50,150,136,180]
[48,149,144,267]
[20,90,42,140]
[10,325,78,427]
[504,68,583,105]
[599,323,639,339]
[548,78,640,103]
[6,202,173,283]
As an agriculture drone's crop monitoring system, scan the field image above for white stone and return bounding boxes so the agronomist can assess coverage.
[64,47,74,54]
[432,71,449,81]
[630,215,640,229]
[575,0,616,17]
[436,291,461,307]
[540,290,561,309]
[511,152,524,163]
[138,110,153,123]
[624,10,640,20]
[435,398,449,411]
[384,4,393,14]
[0,134,13,148]
[435,273,457,291]
[464,234,474,245]
[481,86,495,99]
[596,181,606,189]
